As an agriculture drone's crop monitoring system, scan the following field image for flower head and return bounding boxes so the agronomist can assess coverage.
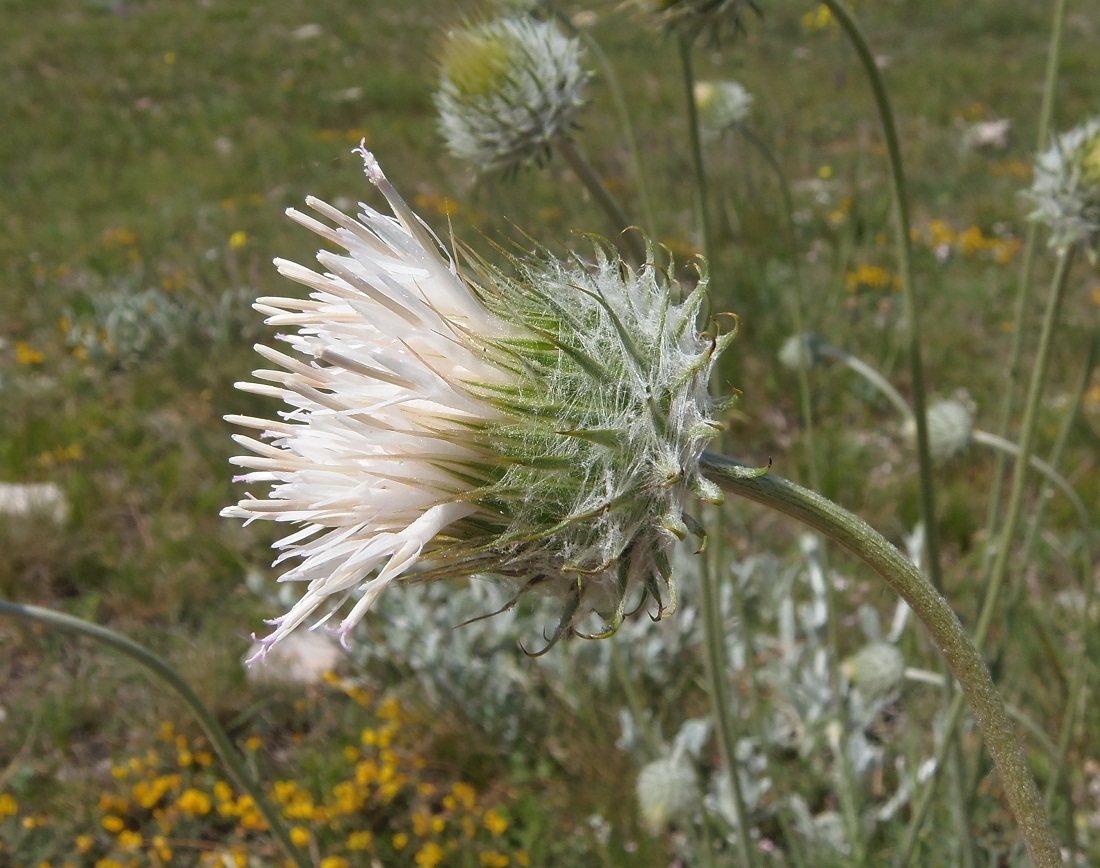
[625,0,761,43]
[902,398,973,461]
[636,752,699,835]
[224,144,734,662]
[1024,117,1100,253]
[435,18,589,173]
[694,79,753,140]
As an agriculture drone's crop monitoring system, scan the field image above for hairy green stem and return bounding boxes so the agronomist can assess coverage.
[555,136,646,264]
[892,245,1075,864]
[0,601,311,868]
[700,454,1061,867]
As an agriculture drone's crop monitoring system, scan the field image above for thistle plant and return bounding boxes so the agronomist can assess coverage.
[1025,117,1100,254]
[625,0,762,43]
[435,17,589,174]
[223,143,733,661]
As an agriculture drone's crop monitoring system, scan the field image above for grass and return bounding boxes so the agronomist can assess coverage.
[1,0,1097,865]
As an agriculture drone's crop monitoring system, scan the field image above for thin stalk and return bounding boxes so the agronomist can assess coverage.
[735,127,866,850]
[555,136,646,264]
[552,9,657,236]
[0,600,311,868]
[981,0,1069,560]
[737,124,822,491]
[677,36,714,270]
[677,30,752,863]
[975,246,1076,657]
[971,430,1092,544]
[895,245,1078,862]
[700,454,1061,867]
[699,510,758,867]
[819,345,913,420]
[818,0,943,594]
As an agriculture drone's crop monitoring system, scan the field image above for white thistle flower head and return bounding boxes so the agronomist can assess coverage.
[624,0,761,43]
[902,398,973,461]
[1025,117,1100,253]
[223,143,735,663]
[636,751,699,835]
[435,18,589,173]
[840,642,906,696]
[694,79,753,140]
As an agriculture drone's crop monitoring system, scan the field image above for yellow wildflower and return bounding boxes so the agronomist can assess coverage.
[415,843,446,868]
[393,832,409,851]
[484,810,508,836]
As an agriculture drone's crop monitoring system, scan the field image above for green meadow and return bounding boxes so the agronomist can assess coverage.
[1,0,1097,865]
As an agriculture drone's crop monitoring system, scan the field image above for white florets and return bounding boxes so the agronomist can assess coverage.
[224,150,733,661]
[435,18,589,173]
[1025,117,1100,253]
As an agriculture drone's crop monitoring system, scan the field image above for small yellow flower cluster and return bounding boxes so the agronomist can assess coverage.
[910,218,1021,264]
[2,686,532,867]
[845,263,900,294]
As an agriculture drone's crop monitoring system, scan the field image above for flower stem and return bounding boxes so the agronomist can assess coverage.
[0,600,311,868]
[818,0,943,594]
[700,453,1061,868]
[553,9,658,237]
[699,509,757,867]
[974,245,1076,659]
[677,35,714,272]
[980,0,1068,562]
[554,136,646,264]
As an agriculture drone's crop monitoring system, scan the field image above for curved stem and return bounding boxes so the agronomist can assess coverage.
[971,429,1092,546]
[819,345,914,420]
[554,136,646,264]
[0,601,311,868]
[700,454,1061,868]
[818,0,943,593]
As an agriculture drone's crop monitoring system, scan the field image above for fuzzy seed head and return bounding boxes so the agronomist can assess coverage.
[841,642,906,696]
[903,398,973,461]
[224,149,734,661]
[694,79,753,139]
[436,18,590,173]
[1025,117,1100,253]
[636,754,699,834]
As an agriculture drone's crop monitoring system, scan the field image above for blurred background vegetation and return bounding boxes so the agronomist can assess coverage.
[1,0,1097,864]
